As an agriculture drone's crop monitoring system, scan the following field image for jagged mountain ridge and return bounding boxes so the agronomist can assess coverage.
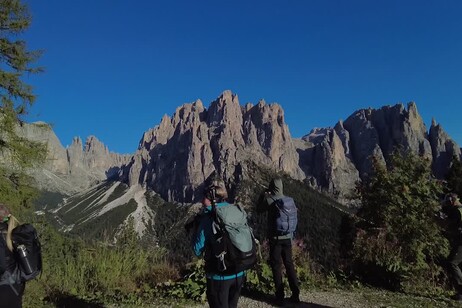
[21,122,131,194]
[297,102,461,201]
[119,92,461,204]
[119,90,304,203]
[25,91,461,203]
[30,90,461,237]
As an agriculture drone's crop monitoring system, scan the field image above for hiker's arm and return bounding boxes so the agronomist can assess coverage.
[256,191,270,213]
[0,240,6,275]
[192,218,206,257]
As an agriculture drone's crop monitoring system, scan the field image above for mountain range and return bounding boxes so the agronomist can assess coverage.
[24,90,461,236]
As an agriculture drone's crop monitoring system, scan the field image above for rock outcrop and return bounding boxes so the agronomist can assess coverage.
[20,123,131,194]
[121,90,304,202]
[16,94,462,206]
[429,118,461,178]
[296,102,461,202]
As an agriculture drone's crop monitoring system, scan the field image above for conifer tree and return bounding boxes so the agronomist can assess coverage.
[353,152,448,291]
[446,156,462,197]
[0,0,46,213]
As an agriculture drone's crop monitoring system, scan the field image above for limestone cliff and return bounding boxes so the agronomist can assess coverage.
[296,102,460,202]
[18,96,461,206]
[21,123,131,194]
[120,90,304,202]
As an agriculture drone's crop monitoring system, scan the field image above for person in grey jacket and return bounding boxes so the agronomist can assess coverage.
[257,178,300,306]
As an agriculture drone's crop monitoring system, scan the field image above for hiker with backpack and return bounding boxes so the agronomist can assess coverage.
[0,204,25,308]
[192,178,256,308]
[257,178,300,306]
[0,204,42,308]
[441,193,462,301]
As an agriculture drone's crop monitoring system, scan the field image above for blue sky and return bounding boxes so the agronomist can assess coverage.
[23,0,462,154]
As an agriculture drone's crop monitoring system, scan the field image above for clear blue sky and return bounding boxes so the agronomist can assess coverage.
[23,0,462,154]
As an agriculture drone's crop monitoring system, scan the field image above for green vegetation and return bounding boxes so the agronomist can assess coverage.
[0,0,46,214]
[446,156,462,198]
[1,3,458,301]
[147,192,192,262]
[34,190,66,211]
[70,198,137,239]
[18,155,462,306]
[24,220,178,307]
[353,152,449,292]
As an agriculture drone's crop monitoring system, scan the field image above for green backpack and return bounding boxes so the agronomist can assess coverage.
[207,203,257,275]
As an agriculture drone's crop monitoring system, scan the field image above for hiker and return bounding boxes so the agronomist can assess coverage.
[192,179,249,308]
[442,193,462,301]
[0,204,25,308]
[257,178,300,306]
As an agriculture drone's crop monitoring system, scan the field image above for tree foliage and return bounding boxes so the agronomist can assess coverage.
[353,151,449,291]
[0,0,46,213]
[445,156,462,198]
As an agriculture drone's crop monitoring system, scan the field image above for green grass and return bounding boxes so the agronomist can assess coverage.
[70,198,137,238]
[29,161,459,307]
[34,190,67,211]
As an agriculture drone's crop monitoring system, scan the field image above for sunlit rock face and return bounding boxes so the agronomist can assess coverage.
[20,123,130,194]
[296,102,460,202]
[19,97,461,205]
[121,90,304,203]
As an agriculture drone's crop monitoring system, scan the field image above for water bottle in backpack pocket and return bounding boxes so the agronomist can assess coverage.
[12,224,42,282]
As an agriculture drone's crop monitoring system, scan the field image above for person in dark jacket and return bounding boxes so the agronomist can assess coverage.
[191,179,245,308]
[0,204,25,308]
[257,178,300,306]
[442,193,462,301]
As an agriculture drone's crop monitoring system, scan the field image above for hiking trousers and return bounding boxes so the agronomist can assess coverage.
[269,238,300,301]
[448,244,462,293]
[206,275,245,308]
[0,283,25,308]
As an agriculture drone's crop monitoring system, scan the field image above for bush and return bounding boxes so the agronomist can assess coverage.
[24,220,178,307]
[352,151,449,291]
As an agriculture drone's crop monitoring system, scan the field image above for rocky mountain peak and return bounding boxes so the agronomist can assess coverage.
[20,95,461,209]
[296,102,461,204]
[207,90,242,126]
[429,120,461,178]
[85,135,108,155]
[19,123,131,194]
[121,91,304,203]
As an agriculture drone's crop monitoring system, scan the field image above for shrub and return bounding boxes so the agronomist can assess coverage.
[353,151,449,291]
[24,220,178,306]
[446,156,462,197]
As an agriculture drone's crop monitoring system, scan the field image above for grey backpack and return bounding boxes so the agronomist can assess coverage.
[272,196,298,235]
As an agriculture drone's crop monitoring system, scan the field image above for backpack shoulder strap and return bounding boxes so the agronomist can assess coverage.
[457,207,462,226]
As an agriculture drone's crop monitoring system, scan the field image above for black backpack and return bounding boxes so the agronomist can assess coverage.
[11,223,42,282]
[272,196,298,235]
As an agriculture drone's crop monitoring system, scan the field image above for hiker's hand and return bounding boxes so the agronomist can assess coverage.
[185,214,201,234]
